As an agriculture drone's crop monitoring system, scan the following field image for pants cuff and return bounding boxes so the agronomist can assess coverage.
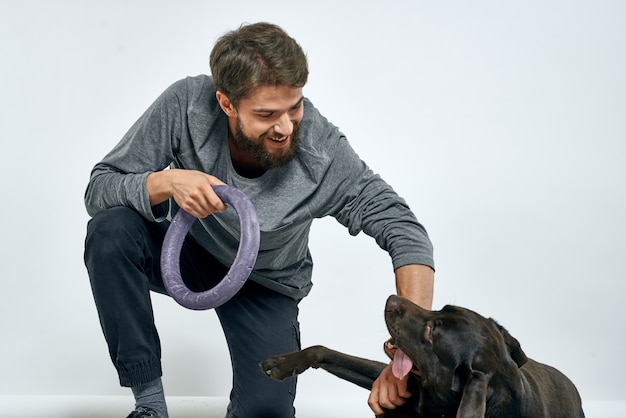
[118,359,163,387]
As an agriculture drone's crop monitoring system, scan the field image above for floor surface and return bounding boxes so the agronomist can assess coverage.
[0,396,622,417]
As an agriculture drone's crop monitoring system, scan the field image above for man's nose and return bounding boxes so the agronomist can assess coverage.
[273,113,293,136]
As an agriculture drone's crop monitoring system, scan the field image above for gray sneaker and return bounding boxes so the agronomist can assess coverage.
[126,407,157,418]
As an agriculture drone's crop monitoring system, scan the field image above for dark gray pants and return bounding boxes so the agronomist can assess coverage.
[84,207,300,417]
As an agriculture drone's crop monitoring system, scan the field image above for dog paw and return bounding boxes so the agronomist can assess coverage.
[260,354,308,381]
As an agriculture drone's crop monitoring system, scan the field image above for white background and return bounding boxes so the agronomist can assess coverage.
[1,0,624,410]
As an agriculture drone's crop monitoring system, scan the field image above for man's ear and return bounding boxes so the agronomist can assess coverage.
[216,91,237,117]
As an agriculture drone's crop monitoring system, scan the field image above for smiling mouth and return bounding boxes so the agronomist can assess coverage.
[264,135,291,149]
[267,135,287,142]
[384,338,421,378]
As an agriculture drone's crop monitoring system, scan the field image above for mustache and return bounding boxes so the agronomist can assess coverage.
[261,121,300,141]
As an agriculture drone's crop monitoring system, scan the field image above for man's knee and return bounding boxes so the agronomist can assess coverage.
[84,207,150,270]
[87,206,143,237]
[86,206,143,247]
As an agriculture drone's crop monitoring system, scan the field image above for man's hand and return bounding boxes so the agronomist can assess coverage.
[147,169,227,218]
[368,363,412,415]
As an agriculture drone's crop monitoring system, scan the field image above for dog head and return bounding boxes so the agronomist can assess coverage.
[383,295,528,415]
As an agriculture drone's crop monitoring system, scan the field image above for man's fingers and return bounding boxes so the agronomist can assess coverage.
[206,191,227,212]
[206,175,228,211]
[367,382,385,416]
[398,383,412,399]
[368,364,412,415]
[180,182,227,218]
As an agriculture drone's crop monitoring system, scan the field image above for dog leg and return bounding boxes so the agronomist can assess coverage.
[261,345,387,390]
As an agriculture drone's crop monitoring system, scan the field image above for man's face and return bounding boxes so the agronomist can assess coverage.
[231,85,304,169]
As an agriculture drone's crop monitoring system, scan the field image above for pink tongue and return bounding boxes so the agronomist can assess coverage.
[392,348,413,379]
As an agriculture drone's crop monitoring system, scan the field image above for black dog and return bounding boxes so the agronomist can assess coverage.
[261,295,584,417]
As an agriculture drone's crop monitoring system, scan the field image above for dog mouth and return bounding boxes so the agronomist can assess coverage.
[384,338,421,379]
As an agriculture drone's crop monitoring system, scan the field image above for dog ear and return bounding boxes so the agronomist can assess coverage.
[491,319,528,367]
[456,369,488,417]
[451,365,468,393]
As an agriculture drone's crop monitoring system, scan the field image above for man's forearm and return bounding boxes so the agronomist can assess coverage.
[394,264,434,310]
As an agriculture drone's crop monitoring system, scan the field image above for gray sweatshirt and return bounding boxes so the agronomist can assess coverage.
[84,75,434,299]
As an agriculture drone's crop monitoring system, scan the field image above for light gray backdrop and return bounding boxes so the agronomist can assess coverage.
[1,0,624,407]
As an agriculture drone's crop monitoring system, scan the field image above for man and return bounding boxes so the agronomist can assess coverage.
[84,22,434,418]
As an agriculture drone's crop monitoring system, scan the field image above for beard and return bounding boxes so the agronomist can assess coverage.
[233,117,300,169]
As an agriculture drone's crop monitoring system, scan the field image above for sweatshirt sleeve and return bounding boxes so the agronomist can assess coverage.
[84,80,185,221]
[322,137,435,271]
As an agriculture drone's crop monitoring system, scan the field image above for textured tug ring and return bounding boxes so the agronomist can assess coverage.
[160,185,260,310]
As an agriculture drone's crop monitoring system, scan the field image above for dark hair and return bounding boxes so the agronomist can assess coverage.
[210,22,308,106]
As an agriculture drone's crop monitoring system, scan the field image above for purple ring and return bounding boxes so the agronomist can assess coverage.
[160,185,260,310]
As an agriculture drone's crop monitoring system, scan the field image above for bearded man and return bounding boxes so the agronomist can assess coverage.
[84,22,434,418]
